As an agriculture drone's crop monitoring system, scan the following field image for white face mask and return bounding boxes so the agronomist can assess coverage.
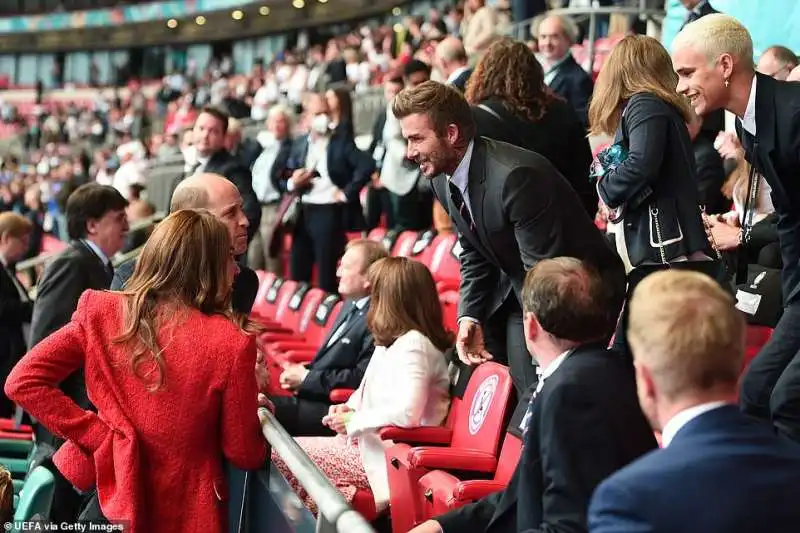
[310,113,331,135]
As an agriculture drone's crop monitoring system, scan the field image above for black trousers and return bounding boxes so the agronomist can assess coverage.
[290,203,346,295]
[740,303,800,443]
[390,186,433,232]
[365,186,394,231]
[483,297,537,398]
[271,395,335,437]
[36,455,86,522]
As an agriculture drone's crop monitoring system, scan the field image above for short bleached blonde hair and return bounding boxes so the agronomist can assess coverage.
[672,13,754,70]
[628,270,745,400]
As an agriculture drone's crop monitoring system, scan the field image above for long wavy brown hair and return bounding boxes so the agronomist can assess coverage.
[366,257,454,352]
[465,37,558,123]
[113,209,252,391]
[589,34,694,136]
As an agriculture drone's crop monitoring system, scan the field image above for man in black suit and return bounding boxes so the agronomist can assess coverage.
[112,173,259,314]
[271,239,388,436]
[185,106,260,242]
[590,270,800,533]
[673,14,800,443]
[393,81,624,395]
[410,257,656,533]
[278,92,374,294]
[537,15,593,129]
[28,183,128,520]
[0,213,34,419]
[679,0,717,28]
[435,37,472,93]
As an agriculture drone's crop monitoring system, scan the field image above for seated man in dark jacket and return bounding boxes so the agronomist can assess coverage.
[271,239,388,436]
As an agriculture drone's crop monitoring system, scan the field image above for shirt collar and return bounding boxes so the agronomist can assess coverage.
[541,51,572,74]
[354,296,370,310]
[82,239,110,266]
[741,74,757,136]
[447,139,475,192]
[660,401,729,447]
[533,349,573,395]
[692,0,708,14]
[447,66,469,84]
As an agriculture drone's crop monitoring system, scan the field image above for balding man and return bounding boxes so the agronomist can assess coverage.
[590,270,800,533]
[112,173,259,314]
[757,46,799,81]
[536,15,593,128]
[435,37,472,92]
[673,15,800,443]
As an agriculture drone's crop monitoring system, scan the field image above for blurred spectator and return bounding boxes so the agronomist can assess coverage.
[226,118,261,170]
[21,185,45,262]
[537,14,593,128]
[462,0,499,57]
[435,37,472,92]
[122,199,156,254]
[680,0,718,27]
[686,113,728,216]
[445,5,465,36]
[757,45,799,81]
[113,141,147,202]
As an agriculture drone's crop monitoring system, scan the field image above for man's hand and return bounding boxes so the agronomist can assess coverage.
[708,219,742,251]
[714,132,745,161]
[279,363,309,391]
[455,320,493,366]
[333,188,347,203]
[408,520,444,533]
[371,171,383,189]
[290,168,315,188]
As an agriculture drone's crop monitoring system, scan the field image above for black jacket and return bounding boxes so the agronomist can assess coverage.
[0,263,32,417]
[598,93,712,267]
[437,345,657,533]
[200,149,261,242]
[548,55,593,130]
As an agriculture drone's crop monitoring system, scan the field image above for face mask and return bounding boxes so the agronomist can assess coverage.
[310,113,330,135]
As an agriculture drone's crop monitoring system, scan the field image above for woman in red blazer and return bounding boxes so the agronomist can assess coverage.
[6,209,267,533]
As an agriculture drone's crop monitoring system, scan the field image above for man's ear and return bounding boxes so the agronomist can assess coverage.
[84,218,99,237]
[522,311,541,344]
[445,123,460,146]
[635,361,657,402]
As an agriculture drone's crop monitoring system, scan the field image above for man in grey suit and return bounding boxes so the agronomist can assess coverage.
[393,81,625,395]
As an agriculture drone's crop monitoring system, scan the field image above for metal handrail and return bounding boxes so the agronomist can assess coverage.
[260,409,376,533]
[14,211,165,273]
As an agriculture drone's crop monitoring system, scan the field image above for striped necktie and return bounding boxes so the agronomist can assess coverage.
[448,181,475,232]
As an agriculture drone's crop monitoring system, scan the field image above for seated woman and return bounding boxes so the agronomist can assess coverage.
[5,209,267,533]
[273,256,453,514]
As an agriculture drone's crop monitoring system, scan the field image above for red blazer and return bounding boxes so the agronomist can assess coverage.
[6,290,267,533]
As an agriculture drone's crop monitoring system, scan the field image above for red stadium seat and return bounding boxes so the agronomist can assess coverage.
[418,428,521,519]
[367,227,388,242]
[432,237,461,292]
[252,279,298,330]
[392,230,419,257]
[407,230,438,266]
[260,287,326,344]
[40,235,68,254]
[382,362,514,533]
[439,291,459,334]
[743,325,774,372]
[250,273,280,318]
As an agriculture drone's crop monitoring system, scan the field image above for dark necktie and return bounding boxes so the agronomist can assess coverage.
[448,182,475,232]
[327,303,359,347]
[185,161,202,178]
[105,260,114,278]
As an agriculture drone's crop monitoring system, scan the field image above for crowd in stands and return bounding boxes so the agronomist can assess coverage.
[5,0,800,532]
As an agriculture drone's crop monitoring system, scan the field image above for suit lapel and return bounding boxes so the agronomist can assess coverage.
[316,300,366,358]
[74,240,112,286]
[467,139,503,266]
[752,74,785,199]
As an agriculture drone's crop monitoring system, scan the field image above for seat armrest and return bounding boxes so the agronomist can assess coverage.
[452,479,506,502]
[435,279,460,293]
[283,350,316,364]
[408,448,497,472]
[378,426,453,445]
[260,331,303,343]
[268,340,315,353]
[329,389,355,403]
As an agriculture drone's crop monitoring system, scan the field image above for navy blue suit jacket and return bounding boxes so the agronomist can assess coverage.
[589,405,800,533]
[549,55,593,130]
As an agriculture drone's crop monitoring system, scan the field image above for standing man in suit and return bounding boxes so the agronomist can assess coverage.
[590,270,800,533]
[0,213,34,418]
[247,105,294,274]
[673,15,800,443]
[393,81,624,394]
[537,15,593,129]
[112,173,259,314]
[277,92,374,294]
[679,0,717,28]
[365,77,403,230]
[271,239,388,436]
[435,37,472,93]
[186,106,260,242]
[411,257,656,533]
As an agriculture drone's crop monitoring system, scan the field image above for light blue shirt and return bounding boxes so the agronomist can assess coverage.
[447,140,475,220]
[82,239,110,267]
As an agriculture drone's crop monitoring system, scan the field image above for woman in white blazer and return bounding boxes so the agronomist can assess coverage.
[272,256,453,514]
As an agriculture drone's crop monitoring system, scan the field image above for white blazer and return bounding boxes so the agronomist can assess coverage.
[345,330,451,508]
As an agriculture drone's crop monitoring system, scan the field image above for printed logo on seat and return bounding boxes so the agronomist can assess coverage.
[468,374,499,435]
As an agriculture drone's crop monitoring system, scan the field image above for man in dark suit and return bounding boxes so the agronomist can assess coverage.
[271,239,388,435]
[435,37,472,93]
[0,212,34,419]
[537,15,593,129]
[112,173,259,314]
[185,106,260,242]
[277,92,374,294]
[410,257,656,533]
[673,15,800,443]
[393,81,625,395]
[28,183,128,520]
[590,270,800,533]
[679,0,717,28]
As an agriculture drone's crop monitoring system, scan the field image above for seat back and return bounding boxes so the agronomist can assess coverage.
[439,291,459,334]
[13,466,55,525]
[408,230,438,266]
[293,288,327,338]
[449,363,514,455]
[430,235,460,285]
[368,227,388,242]
[305,297,344,348]
[250,273,279,318]
[493,434,522,484]
[277,283,313,331]
[744,325,774,371]
[272,280,299,323]
[392,230,420,257]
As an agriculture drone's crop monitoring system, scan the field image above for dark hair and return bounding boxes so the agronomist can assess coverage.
[521,257,624,343]
[393,80,476,141]
[386,76,404,86]
[404,59,432,79]
[466,38,557,122]
[66,183,129,240]
[327,86,354,125]
[199,106,230,134]
[367,257,454,351]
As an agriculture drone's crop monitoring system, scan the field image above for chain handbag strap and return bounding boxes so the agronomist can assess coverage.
[650,206,669,265]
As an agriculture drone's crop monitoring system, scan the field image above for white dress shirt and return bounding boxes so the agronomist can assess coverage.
[377,105,421,196]
[447,140,476,220]
[660,401,728,447]
[741,74,758,136]
[519,350,572,433]
[300,136,338,205]
[251,137,282,204]
[345,330,451,509]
